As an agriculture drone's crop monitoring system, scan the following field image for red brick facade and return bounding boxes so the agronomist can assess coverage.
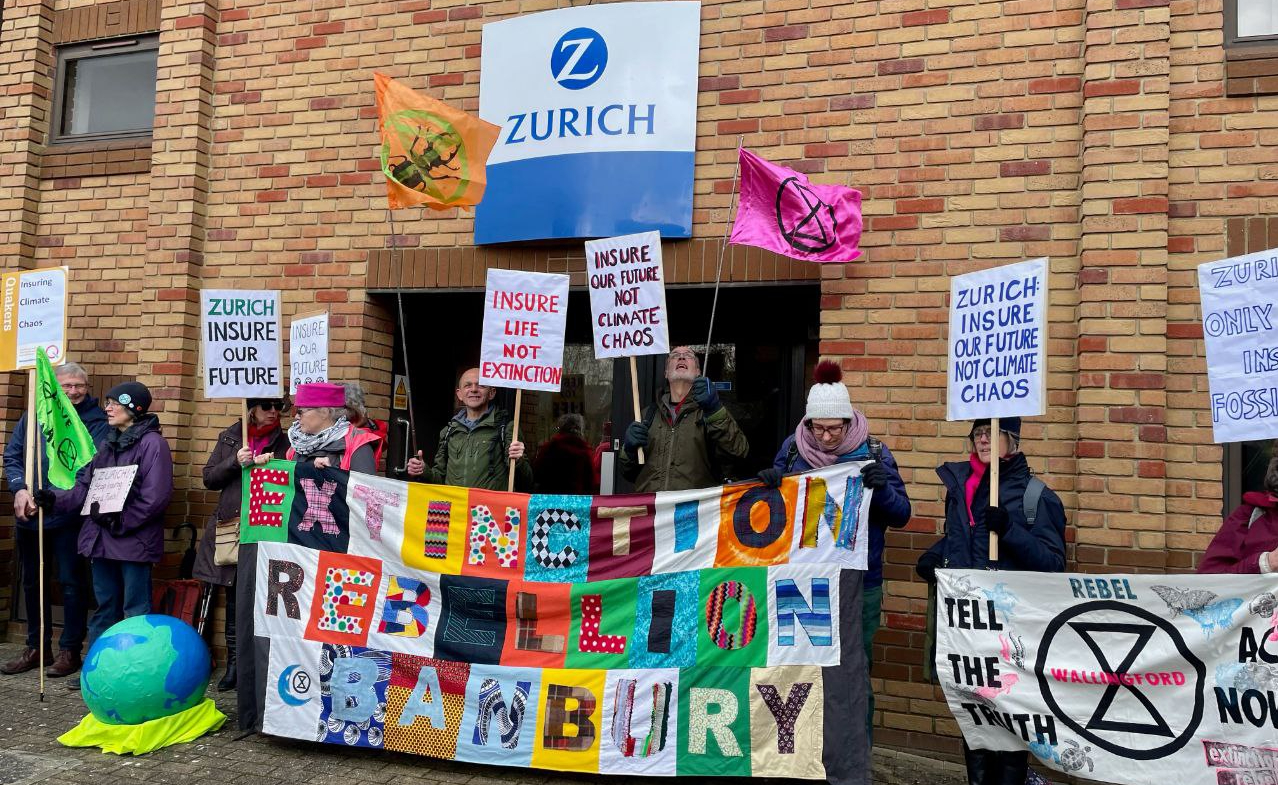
[0,0,1268,753]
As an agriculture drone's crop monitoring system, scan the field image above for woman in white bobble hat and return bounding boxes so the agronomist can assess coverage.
[758,360,911,746]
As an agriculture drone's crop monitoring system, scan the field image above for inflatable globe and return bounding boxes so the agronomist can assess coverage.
[80,614,211,726]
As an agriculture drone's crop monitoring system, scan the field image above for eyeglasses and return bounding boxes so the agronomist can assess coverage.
[807,422,846,437]
[60,382,88,391]
[971,426,993,440]
[256,402,286,411]
[669,351,697,361]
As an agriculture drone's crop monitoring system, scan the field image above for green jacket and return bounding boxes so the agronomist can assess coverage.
[426,407,533,491]
[618,392,749,493]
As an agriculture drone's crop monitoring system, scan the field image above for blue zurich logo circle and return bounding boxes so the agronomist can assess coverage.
[550,27,608,90]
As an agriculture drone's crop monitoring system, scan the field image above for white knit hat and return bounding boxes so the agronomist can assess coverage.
[806,361,854,420]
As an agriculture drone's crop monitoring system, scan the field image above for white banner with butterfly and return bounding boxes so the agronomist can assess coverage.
[935,570,1278,785]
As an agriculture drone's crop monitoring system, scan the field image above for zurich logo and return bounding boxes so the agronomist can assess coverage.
[550,27,607,90]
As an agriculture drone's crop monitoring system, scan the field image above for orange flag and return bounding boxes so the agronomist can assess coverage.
[374,73,500,210]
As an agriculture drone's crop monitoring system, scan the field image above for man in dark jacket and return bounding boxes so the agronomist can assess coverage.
[618,346,749,492]
[405,368,532,490]
[1,362,110,677]
[916,417,1065,785]
[35,381,173,651]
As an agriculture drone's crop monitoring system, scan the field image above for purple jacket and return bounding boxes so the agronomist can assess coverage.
[1200,492,1278,574]
[54,414,173,563]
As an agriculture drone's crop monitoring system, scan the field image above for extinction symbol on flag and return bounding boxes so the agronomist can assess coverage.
[777,177,838,253]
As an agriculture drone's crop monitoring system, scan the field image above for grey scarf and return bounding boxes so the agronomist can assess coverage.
[288,417,351,458]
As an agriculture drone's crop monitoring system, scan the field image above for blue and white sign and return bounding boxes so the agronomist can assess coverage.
[476,2,701,244]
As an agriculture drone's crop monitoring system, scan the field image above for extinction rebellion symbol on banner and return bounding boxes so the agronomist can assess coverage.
[1035,601,1206,761]
[775,177,838,254]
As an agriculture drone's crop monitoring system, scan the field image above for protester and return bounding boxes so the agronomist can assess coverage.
[342,382,389,470]
[405,368,532,490]
[618,346,748,492]
[534,413,595,494]
[757,360,910,744]
[1,362,110,677]
[33,381,173,664]
[915,416,1066,785]
[195,397,290,691]
[287,382,379,473]
[1200,447,1278,573]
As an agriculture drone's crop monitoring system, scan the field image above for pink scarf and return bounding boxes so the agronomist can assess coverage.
[795,409,870,469]
[964,453,986,527]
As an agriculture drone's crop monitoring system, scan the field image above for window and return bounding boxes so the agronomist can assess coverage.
[50,36,158,144]
[1227,0,1278,48]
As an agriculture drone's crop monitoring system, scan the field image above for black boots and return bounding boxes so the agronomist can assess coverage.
[217,648,236,692]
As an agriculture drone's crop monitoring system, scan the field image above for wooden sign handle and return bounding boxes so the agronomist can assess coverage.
[989,416,1000,564]
[508,389,522,492]
[629,356,645,465]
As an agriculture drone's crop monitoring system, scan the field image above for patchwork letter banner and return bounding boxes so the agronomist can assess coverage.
[935,569,1278,785]
[239,460,873,783]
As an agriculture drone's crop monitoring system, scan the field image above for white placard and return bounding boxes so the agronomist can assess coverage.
[479,269,570,392]
[79,464,139,515]
[201,289,282,399]
[1198,249,1278,443]
[585,231,670,359]
[289,312,328,395]
[0,267,68,371]
[947,257,1048,421]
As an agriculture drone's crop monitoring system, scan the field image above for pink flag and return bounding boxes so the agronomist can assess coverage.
[728,148,863,263]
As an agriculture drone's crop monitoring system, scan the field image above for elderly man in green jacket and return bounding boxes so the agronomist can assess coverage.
[406,368,533,491]
[618,346,749,492]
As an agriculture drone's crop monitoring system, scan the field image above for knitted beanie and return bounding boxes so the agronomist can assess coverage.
[805,361,854,420]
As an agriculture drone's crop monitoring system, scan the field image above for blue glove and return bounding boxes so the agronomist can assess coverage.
[690,377,721,415]
[623,421,649,456]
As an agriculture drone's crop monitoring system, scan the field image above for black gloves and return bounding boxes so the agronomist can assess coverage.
[860,461,889,490]
[32,488,56,512]
[89,501,123,534]
[689,377,722,415]
[916,550,942,583]
[986,505,1010,537]
[623,421,649,455]
[757,467,782,488]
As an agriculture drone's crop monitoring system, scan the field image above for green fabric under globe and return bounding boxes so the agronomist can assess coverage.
[80,614,212,726]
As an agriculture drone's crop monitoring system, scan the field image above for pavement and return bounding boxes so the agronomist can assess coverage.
[0,642,966,785]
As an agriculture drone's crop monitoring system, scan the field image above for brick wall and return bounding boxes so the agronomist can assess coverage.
[0,0,1268,752]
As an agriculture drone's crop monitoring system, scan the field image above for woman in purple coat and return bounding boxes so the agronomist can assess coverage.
[35,381,173,644]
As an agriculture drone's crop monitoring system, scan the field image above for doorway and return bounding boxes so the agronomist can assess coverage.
[380,283,820,492]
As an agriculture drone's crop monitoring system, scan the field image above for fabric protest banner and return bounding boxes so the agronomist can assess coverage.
[728,148,863,264]
[1198,248,1278,443]
[480,269,570,392]
[289,311,328,395]
[201,289,282,399]
[934,569,1278,785]
[946,258,1048,422]
[0,267,68,372]
[585,231,670,359]
[241,460,874,781]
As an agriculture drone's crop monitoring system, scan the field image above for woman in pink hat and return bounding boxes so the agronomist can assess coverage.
[286,382,381,473]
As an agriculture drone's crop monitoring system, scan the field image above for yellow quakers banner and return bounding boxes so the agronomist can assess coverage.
[374,73,499,210]
[241,460,873,783]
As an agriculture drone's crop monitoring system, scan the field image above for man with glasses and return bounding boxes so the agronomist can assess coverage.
[619,346,749,492]
[1,362,109,678]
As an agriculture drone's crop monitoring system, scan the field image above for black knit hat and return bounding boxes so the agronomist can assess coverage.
[971,416,1021,439]
[105,381,152,417]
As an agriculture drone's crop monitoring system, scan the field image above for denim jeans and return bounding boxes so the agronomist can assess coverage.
[88,558,152,644]
[863,583,884,747]
[16,525,89,652]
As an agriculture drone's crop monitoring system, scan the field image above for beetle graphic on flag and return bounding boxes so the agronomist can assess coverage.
[374,73,500,210]
[728,148,863,263]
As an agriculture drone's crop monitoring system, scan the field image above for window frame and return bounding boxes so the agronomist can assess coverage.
[49,35,159,146]
[1225,0,1278,53]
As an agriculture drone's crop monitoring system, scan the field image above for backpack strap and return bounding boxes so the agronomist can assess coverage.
[438,420,459,473]
[1248,506,1266,529]
[784,441,800,472]
[1023,477,1046,528]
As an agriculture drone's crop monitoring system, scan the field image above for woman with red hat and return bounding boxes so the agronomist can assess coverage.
[287,382,380,473]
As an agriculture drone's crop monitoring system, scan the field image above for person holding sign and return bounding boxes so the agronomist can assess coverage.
[194,396,290,692]
[1199,447,1278,574]
[341,383,389,471]
[405,368,532,491]
[1,362,109,678]
[756,360,911,745]
[914,417,1065,785]
[32,381,173,652]
[286,383,380,473]
[618,347,748,492]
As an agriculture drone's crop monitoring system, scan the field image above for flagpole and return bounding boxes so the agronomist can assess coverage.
[703,135,744,375]
[386,209,419,458]
[26,368,44,701]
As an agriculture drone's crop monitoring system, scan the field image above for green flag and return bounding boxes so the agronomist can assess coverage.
[34,347,96,489]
